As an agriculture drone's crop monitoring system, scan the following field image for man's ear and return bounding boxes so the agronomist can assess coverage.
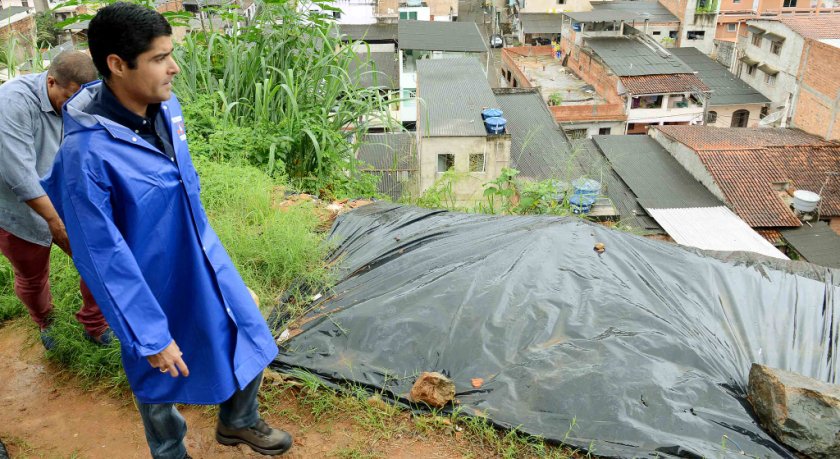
[106,54,128,78]
[46,75,58,89]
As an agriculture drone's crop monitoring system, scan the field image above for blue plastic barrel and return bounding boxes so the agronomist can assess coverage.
[484,116,507,134]
[569,194,597,214]
[481,108,503,120]
[571,178,601,199]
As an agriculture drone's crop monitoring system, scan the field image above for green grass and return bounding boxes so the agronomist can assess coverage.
[0,158,330,391]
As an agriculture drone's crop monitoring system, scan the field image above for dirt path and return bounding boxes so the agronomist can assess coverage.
[0,321,479,459]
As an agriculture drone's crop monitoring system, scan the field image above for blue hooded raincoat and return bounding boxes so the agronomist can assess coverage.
[41,82,278,404]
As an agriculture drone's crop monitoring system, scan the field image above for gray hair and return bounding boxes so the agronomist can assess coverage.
[47,50,98,87]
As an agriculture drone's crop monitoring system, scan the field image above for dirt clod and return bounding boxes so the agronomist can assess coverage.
[409,372,456,408]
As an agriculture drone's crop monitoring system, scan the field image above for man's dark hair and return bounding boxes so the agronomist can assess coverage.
[47,50,98,86]
[87,2,172,79]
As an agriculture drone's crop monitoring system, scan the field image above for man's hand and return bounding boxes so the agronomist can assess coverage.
[25,195,71,255]
[47,217,71,255]
[147,341,190,378]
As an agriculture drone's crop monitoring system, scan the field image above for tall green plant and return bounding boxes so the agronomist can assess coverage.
[173,2,398,196]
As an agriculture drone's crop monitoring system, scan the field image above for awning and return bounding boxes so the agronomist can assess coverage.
[764,32,786,43]
[758,63,779,75]
[739,55,759,66]
[747,25,765,34]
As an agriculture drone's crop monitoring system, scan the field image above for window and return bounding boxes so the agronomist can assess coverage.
[21,0,28,6]
[469,154,485,172]
[565,129,588,139]
[751,32,762,47]
[437,154,454,173]
[746,63,757,76]
[399,11,418,20]
[770,40,783,55]
[783,0,797,6]
[669,31,678,39]
[731,109,750,127]
[687,31,705,40]
[652,31,661,36]
[765,72,777,86]
[706,111,718,124]
[557,0,566,4]
[727,24,737,32]
[332,10,341,19]
[598,127,612,135]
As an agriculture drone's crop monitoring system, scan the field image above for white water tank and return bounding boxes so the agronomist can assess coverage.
[792,190,821,213]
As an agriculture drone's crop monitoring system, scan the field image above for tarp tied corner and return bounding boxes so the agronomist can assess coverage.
[272,203,839,458]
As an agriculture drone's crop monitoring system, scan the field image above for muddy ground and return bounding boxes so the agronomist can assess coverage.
[0,320,493,459]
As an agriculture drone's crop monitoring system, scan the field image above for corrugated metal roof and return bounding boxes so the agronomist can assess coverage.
[0,6,30,21]
[520,13,565,34]
[593,135,722,208]
[357,132,416,170]
[573,139,664,233]
[398,20,486,52]
[349,51,399,89]
[585,37,694,76]
[494,90,577,180]
[669,47,769,106]
[782,221,840,268]
[564,11,637,23]
[416,58,496,137]
[590,1,678,23]
[335,24,398,42]
[647,207,788,259]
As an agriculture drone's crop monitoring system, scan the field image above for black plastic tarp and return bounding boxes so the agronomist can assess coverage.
[272,203,839,458]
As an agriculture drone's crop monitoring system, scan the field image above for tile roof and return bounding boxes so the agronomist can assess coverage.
[416,57,497,137]
[593,135,722,208]
[519,13,565,34]
[655,126,840,227]
[585,36,693,76]
[655,125,831,151]
[781,221,840,268]
[589,1,678,24]
[776,16,840,40]
[620,73,709,95]
[564,11,638,23]
[398,20,486,53]
[668,47,769,106]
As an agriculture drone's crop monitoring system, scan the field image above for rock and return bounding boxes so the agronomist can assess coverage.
[409,372,456,408]
[594,242,605,254]
[748,363,840,458]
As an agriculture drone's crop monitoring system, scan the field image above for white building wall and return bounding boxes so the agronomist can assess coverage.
[734,20,804,119]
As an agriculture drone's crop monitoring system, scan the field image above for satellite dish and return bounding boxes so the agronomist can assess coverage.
[759,110,783,127]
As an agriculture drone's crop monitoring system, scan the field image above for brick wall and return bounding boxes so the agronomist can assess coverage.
[549,104,627,122]
[659,0,688,21]
[559,37,623,105]
[0,15,35,41]
[792,39,840,141]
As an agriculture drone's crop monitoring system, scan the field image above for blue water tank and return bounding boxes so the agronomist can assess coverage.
[571,178,601,199]
[481,108,503,120]
[569,194,597,214]
[484,116,507,134]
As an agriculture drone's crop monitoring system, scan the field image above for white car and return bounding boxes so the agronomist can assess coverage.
[490,34,503,49]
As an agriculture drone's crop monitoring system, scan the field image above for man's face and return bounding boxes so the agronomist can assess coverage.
[122,35,180,105]
[46,77,81,113]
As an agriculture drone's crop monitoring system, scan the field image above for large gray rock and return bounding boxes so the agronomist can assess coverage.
[748,364,840,458]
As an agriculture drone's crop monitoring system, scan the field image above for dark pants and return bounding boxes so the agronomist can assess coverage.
[138,372,264,459]
[0,227,108,336]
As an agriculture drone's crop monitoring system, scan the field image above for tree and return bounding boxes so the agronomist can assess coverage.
[35,12,60,48]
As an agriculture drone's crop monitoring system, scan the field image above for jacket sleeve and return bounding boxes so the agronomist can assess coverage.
[0,102,46,201]
[58,156,173,358]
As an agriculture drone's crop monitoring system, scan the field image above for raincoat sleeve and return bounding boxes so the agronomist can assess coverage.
[58,160,173,358]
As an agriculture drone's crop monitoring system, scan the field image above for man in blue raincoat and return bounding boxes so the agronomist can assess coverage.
[41,3,293,458]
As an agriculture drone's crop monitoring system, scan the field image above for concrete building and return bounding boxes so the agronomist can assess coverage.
[669,46,768,127]
[732,16,840,133]
[565,1,682,47]
[397,20,487,124]
[303,0,457,24]
[501,45,627,138]
[658,0,719,54]
[558,34,710,135]
[715,0,840,51]
[649,125,840,237]
[0,6,34,42]
[415,58,511,205]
